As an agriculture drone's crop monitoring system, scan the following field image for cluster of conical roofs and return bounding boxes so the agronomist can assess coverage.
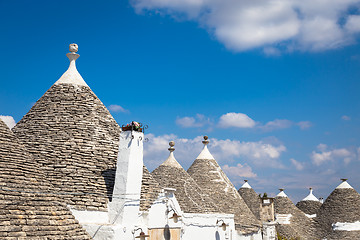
[1,44,359,240]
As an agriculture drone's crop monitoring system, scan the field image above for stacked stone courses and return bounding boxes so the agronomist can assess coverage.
[296,200,322,215]
[238,186,262,221]
[152,163,220,214]
[0,119,91,239]
[274,195,317,239]
[12,83,121,211]
[187,158,261,235]
[315,187,360,239]
[140,165,162,211]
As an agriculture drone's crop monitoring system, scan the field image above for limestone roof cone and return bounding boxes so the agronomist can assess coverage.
[140,165,162,211]
[238,180,262,220]
[315,179,360,239]
[12,44,121,211]
[151,141,219,213]
[274,188,316,239]
[187,136,261,235]
[296,188,322,216]
[0,119,91,239]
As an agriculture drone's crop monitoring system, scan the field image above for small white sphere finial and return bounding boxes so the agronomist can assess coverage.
[69,43,78,53]
[168,141,175,152]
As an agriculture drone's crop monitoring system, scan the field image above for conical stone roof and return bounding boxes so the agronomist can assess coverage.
[0,118,90,239]
[315,179,360,239]
[151,141,219,213]
[274,189,316,239]
[238,180,262,221]
[296,188,322,216]
[12,44,121,211]
[187,136,261,235]
[140,165,161,211]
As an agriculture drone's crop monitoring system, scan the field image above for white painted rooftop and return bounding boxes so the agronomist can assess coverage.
[302,188,319,202]
[336,180,353,189]
[240,181,252,189]
[277,189,288,197]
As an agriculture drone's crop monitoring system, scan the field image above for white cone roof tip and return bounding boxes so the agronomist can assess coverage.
[241,180,252,189]
[336,179,353,189]
[55,43,88,87]
[196,136,215,160]
[277,189,288,197]
[302,188,319,202]
[161,141,182,169]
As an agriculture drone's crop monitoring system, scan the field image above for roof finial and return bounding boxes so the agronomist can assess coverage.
[341,178,348,182]
[168,141,175,153]
[66,43,80,62]
[279,188,284,192]
[202,136,209,145]
[244,180,248,182]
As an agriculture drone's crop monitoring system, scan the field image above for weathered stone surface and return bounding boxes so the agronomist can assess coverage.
[238,187,262,221]
[274,196,317,239]
[140,165,161,211]
[315,187,360,239]
[187,158,261,234]
[0,119,91,239]
[296,200,322,215]
[12,83,121,211]
[152,163,219,214]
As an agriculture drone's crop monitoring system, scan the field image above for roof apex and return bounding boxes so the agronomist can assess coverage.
[54,43,88,87]
[241,180,252,189]
[336,180,353,189]
[277,189,288,197]
[302,188,319,202]
[160,141,182,168]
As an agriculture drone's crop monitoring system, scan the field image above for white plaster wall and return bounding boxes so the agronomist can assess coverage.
[275,214,292,224]
[332,221,360,231]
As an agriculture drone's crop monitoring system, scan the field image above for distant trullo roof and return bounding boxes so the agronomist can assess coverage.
[0,118,90,239]
[238,180,262,221]
[296,188,322,216]
[274,189,316,239]
[151,141,219,213]
[315,179,360,239]
[187,136,261,235]
[12,44,121,211]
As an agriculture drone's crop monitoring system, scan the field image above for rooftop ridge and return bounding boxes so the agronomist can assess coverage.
[54,43,88,87]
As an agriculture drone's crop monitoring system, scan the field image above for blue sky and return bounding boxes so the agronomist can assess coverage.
[1,0,360,202]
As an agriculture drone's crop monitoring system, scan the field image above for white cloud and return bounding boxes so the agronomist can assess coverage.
[311,144,356,166]
[297,121,312,130]
[290,158,305,171]
[176,114,210,128]
[218,112,256,128]
[143,134,286,170]
[131,0,360,53]
[260,119,293,131]
[0,116,16,129]
[259,119,312,131]
[108,104,129,113]
[341,115,351,121]
[222,163,257,178]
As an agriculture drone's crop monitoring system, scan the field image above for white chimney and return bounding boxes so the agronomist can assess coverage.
[109,130,144,225]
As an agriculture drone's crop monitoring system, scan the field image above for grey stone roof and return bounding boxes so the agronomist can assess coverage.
[152,156,219,214]
[274,194,316,239]
[0,119,91,239]
[315,183,360,239]
[238,182,262,221]
[187,157,261,234]
[140,165,161,211]
[12,83,121,211]
[296,200,322,215]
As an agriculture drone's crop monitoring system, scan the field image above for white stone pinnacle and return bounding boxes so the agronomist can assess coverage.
[336,179,353,189]
[241,180,252,189]
[55,43,88,87]
[196,136,215,160]
[161,141,182,168]
[277,189,288,197]
[302,188,319,202]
